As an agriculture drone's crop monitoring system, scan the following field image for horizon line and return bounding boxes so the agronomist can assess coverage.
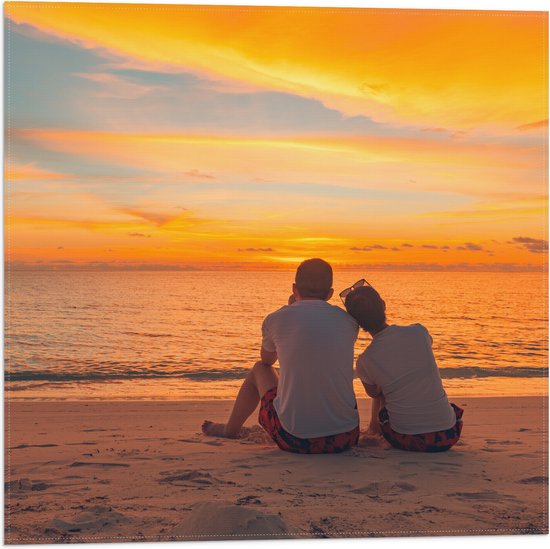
[4,266,548,273]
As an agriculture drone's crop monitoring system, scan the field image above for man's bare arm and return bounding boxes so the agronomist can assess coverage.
[362,381,381,398]
[361,382,384,435]
[258,296,291,365]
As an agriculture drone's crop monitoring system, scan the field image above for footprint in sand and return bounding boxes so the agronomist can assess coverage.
[309,517,334,538]
[11,443,58,449]
[393,482,417,491]
[5,478,52,492]
[5,478,32,492]
[50,505,129,535]
[177,438,224,446]
[70,461,130,468]
[29,482,50,491]
[448,490,517,501]
[517,476,548,485]
[351,481,417,498]
[159,470,218,486]
[236,495,263,505]
[66,441,98,446]
[431,461,464,473]
[484,439,521,446]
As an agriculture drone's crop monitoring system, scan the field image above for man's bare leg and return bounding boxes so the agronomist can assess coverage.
[202,361,278,438]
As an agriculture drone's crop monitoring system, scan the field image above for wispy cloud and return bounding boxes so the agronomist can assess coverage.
[353,242,485,253]
[5,162,71,181]
[515,119,548,132]
[350,244,388,252]
[238,247,273,252]
[116,208,176,226]
[511,236,549,254]
[340,262,546,273]
[184,169,215,180]
[73,72,163,99]
[14,128,544,202]
[452,243,484,252]
[421,244,450,252]
[427,195,547,218]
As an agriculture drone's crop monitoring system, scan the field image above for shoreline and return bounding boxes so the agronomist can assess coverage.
[5,376,548,402]
[4,394,549,402]
[4,397,548,543]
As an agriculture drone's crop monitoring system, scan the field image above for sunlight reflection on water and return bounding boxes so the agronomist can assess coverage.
[4,270,548,399]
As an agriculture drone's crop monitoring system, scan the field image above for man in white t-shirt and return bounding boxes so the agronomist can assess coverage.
[344,283,463,452]
[202,258,360,453]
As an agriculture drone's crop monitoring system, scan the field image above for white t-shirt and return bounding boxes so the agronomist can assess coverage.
[356,323,456,435]
[262,300,359,438]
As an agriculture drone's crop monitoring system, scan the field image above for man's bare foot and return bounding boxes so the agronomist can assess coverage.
[358,433,386,448]
[201,420,229,438]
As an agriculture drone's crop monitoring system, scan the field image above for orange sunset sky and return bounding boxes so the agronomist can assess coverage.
[4,2,549,271]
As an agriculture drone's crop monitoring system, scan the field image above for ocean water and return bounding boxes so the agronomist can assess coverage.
[3,270,548,400]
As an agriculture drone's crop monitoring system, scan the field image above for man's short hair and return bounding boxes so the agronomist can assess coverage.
[344,286,386,332]
[295,258,333,299]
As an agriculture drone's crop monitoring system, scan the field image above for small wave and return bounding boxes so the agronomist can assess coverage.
[4,367,251,382]
[439,366,547,379]
[4,365,548,383]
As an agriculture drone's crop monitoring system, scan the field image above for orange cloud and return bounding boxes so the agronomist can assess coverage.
[424,195,547,219]
[13,128,545,198]
[6,3,547,130]
[5,162,71,181]
[116,208,180,227]
[516,119,549,131]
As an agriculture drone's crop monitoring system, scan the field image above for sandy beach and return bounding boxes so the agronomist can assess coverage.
[4,397,548,543]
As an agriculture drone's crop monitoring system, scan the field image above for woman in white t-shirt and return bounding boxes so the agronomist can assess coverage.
[342,280,464,452]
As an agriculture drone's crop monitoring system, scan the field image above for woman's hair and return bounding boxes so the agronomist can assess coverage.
[344,286,386,332]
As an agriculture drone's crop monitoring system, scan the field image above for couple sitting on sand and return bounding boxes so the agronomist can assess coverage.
[203,258,463,454]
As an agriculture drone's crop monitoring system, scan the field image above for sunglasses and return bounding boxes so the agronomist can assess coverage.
[339,278,374,305]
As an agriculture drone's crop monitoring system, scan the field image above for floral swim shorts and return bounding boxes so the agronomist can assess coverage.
[379,403,464,453]
[258,387,359,454]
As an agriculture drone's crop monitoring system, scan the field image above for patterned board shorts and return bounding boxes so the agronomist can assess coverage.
[259,387,359,454]
[379,403,464,452]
